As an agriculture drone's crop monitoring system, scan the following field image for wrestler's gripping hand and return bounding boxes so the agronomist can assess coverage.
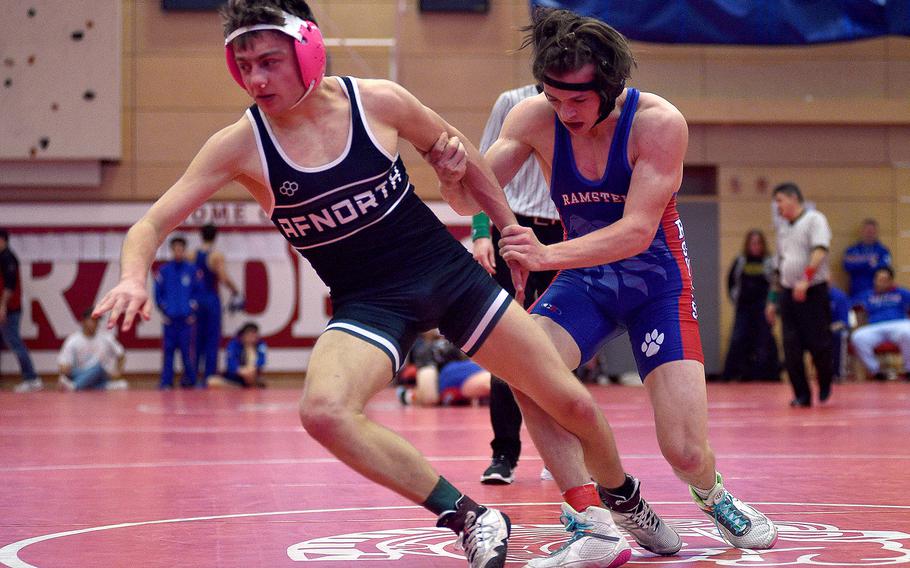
[423,132,467,185]
[500,224,549,273]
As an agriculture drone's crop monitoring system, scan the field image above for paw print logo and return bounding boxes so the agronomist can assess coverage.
[279,181,299,196]
[641,329,664,358]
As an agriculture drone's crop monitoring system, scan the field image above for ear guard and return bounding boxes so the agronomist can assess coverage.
[224,11,326,98]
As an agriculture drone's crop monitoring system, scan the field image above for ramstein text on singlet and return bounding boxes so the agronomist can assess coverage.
[276,164,404,240]
[561,191,626,205]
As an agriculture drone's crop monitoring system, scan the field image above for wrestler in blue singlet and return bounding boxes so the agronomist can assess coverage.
[194,248,222,381]
[530,89,704,379]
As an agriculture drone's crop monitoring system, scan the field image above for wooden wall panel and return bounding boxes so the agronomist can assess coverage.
[717,167,894,202]
[134,2,222,54]
[703,126,890,165]
[135,56,247,111]
[704,60,887,99]
[312,0,397,38]
[399,55,521,110]
[397,0,521,57]
[134,111,240,164]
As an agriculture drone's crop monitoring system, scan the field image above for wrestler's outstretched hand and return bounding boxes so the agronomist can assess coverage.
[93,278,152,332]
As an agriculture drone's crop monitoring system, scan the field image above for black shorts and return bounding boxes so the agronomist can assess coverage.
[325,247,510,371]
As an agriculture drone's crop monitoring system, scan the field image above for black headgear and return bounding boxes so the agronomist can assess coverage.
[542,71,624,127]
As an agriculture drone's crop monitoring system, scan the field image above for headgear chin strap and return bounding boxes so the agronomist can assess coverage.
[224,11,326,100]
[542,74,624,127]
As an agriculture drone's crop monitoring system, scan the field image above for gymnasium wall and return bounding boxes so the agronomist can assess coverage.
[2,0,909,371]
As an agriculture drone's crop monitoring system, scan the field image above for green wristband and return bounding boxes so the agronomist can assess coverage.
[767,290,779,304]
[471,212,491,241]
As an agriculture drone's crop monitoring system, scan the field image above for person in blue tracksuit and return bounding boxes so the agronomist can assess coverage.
[843,218,891,302]
[193,223,242,385]
[214,322,267,388]
[155,236,202,389]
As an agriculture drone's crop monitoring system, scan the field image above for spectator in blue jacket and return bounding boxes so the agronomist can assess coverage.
[154,236,202,389]
[209,322,267,388]
[850,267,910,380]
[843,219,891,301]
[828,285,851,382]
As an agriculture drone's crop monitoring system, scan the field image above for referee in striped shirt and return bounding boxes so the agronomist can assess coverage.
[472,84,565,484]
[766,183,834,407]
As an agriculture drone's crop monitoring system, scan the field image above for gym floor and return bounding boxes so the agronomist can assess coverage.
[1,382,909,567]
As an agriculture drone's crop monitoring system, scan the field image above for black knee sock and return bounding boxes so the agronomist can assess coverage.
[422,476,482,534]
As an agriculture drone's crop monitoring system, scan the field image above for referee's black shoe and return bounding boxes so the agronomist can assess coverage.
[480,455,515,485]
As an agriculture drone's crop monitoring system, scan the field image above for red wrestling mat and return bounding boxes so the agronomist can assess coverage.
[2,383,909,567]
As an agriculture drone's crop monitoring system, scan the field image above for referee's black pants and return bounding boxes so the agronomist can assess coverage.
[779,282,834,405]
[487,214,563,467]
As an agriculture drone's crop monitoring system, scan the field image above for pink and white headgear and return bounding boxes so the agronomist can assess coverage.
[224,10,326,98]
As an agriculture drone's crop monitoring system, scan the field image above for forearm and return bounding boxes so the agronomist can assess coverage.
[807,248,827,271]
[543,220,650,270]
[121,219,165,284]
[461,161,517,231]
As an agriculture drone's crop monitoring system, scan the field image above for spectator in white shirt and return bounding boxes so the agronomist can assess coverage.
[58,308,127,391]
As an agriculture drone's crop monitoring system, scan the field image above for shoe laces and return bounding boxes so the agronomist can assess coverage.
[558,512,594,546]
[461,510,495,562]
[711,493,750,536]
[491,455,510,467]
[624,498,661,532]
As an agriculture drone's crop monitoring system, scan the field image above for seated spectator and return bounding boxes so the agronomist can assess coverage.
[828,284,851,382]
[850,267,910,380]
[397,330,491,406]
[58,308,127,391]
[208,322,267,388]
[843,218,891,301]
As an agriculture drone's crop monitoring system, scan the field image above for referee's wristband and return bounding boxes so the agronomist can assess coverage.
[471,212,491,241]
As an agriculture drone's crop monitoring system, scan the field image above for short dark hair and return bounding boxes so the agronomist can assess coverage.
[876,266,895,279]
[772,182,803,203]
[861,218,878,227]
[0,228,8,242]
[238,322,260,336]
[169,236,187,247]
[201,223,217,242]
[221,0,317,49]
[521,8,635,102]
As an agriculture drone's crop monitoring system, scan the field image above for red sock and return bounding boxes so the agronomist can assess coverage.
[563,483,600,512]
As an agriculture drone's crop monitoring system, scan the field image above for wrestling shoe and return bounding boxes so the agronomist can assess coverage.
[690,472,778,549]
[599,475,682,555]
[480,455,515,485]
[526,503,631,568]
[460,507,511,568]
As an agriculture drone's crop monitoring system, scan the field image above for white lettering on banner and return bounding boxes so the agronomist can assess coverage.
[0,202,471,374]
[188,203,272,226]
[20,262,79,339]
